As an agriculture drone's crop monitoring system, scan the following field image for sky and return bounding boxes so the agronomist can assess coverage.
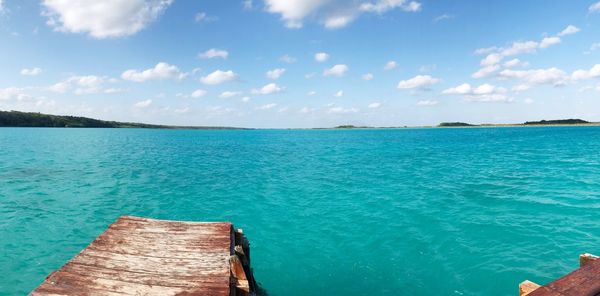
[0,0,600,128]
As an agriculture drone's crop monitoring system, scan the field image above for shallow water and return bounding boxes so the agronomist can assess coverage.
[1,127,600,295]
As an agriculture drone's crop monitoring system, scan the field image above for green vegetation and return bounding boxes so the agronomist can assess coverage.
[438,122,475,127]
[334,125,374,129]
[523,119,589,125]
[0,110,243,129]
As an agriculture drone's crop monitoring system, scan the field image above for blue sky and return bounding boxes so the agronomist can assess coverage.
[1,0,600,128]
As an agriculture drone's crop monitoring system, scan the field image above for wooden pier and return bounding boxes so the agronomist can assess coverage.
[31,216,257,296]
[520,253,600,296]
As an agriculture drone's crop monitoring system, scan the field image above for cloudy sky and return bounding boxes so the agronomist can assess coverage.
[1,0,600,128]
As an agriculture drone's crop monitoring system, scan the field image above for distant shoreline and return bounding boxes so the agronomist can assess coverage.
[2,110,599,130]
[314,123,600,130]
[0,110,248,130]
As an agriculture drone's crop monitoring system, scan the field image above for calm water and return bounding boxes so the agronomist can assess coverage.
[1,127,600,295]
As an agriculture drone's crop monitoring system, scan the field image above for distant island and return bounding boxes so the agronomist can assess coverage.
[438,122,475,127]
[334,125,370,129]
[0,110,244,129]
[438,119,594,128]
[523,119,589,125]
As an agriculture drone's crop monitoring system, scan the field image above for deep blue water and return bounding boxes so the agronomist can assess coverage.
[1,127,600,295]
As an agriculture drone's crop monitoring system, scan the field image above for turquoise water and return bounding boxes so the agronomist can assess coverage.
[1,127,600,295]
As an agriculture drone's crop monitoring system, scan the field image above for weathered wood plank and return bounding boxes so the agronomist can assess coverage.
[31,216,239,296]
[520,280,541,296]
[526,254,600,296]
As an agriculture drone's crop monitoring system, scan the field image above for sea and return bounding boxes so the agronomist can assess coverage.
[1,127,600,295]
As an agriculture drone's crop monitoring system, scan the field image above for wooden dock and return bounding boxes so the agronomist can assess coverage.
[520,253,600,296]
[31,216,257,296]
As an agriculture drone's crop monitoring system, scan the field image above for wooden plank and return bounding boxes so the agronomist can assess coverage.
[31,216,237,296]
[580,253,599,267]
[527,256,600,296]
[520,280,541,296]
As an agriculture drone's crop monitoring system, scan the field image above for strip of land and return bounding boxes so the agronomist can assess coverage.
[1,110,598,129]
[0,110,246,129]
[332,119,600,129]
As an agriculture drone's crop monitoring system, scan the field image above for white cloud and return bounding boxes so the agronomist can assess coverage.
[0,0,4,13]
[20,68,43,76]
[472,65,500,78]
[474,46,499,55]
[384,60,397,70]
[299,107,316,114]
[315,52,330,62]
[444,83,505,96]
[472,27,577,79]
[134,99,152,108]
[266,68,286,79]
[442,83,472,95]
[264,0,421,29]
[590,1,600,13]
[49,75,114,95]
[121,62,186,82]
[0,87,33,101]
[571,64,600,80]
[503,58,529,68]
[511,84,531,92]
[264,0,327,28]
[206,105,235,116]
[334,90,343,97]
[557,25,580,37]
[243,0,253,10]
[191,89,207,98]
[219,91,242,98]
[472,53,503,78]
[257,103,277,110]
[472,83,499,95]
[48,81,70,93]
[195,12,217,23]
[443,83,511,102]
[481,53,502,66]
[499,68,568,86]
[42,0,173,38]
[368,102,381,108]
[416,100,438,106]
[324,14,355,29]
[539,36,561,49]
[466,94,511,103]
[433,14,453,22]
[200,70,237,85]
[323,64,349,76]
[362,73,374,81]
[477,26,578,61]
[308,91,317,95]
[241,96,251,102]
[585,43,600,54]
[501,41,539,56]
[360,0,421,13]
[328,106,359,114]
[279,54,297,63]
[199,48,228,59]
[397,75,440,89]
[104,88,126,94]
[252,83,283,95]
